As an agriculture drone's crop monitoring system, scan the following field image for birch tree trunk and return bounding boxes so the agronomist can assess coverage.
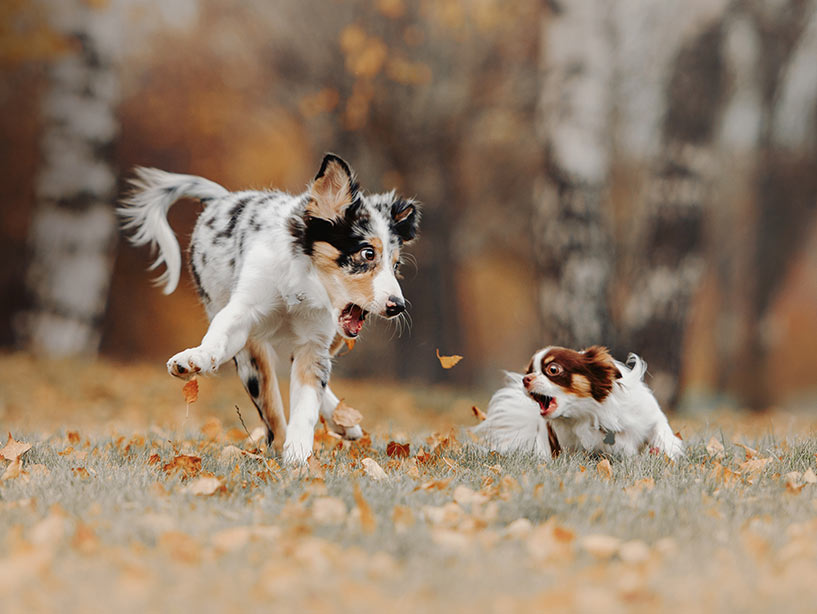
[534,0,614,348]
[19,2,121,356]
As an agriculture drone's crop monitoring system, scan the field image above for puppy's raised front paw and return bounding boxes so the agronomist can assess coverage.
[167,347,218,379]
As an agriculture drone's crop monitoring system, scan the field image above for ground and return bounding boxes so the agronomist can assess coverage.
[2,353,817,613]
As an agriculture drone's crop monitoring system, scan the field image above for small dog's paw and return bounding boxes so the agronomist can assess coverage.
[167,348,218,379]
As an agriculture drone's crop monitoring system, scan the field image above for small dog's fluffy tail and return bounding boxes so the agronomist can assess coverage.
[472,372,552,458]
[118,167,228,294]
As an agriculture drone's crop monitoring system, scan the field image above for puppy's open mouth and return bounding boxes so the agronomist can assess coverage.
[529,392,557,417]
[339,303,368,338]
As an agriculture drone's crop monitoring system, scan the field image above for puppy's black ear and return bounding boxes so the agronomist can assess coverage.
[391,198,420,243]
[581,346,619,402]
[308,153,360,220]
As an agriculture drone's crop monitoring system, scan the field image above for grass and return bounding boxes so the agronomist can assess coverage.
[2,353,817,613]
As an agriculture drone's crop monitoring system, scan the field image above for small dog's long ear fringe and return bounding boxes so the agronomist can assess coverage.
[308,153,360,220]
[581,346,619,402]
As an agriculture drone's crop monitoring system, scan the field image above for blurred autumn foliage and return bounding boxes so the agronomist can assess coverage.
[2,0,817,409]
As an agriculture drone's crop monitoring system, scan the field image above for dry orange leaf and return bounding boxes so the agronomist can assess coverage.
[332,399,362,428]
[67,431,81,445]
[163,454,202,478]
[183,379,199,404]
[472,405,487,422]
[386,441,410,458]
[345,338,356,351]
[72,467,90,479]
[1,433,32,461]
[436,348,463,369]
[596,458,613,480]
[1,458,22,481]
[706,437,725,458]
[353,482,376,533]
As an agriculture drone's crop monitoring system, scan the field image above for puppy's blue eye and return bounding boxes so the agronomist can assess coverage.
[361,247,375,261]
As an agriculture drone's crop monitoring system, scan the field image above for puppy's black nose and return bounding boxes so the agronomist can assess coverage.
[385,296,405,317]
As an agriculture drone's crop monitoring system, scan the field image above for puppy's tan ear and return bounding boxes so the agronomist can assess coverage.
[308,153,358,220]
[581,346,620,402]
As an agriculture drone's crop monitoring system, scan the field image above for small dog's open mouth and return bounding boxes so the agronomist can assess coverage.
[339,303,368,338]
[529,392,557,417]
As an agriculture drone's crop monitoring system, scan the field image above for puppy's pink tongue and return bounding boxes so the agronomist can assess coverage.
[539,397,557,417]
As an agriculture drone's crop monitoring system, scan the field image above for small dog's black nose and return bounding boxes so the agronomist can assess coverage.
[385,295,405,317]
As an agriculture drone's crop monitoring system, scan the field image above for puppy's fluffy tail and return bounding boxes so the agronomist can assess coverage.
[472,372,552,458]
[118,167,228,294]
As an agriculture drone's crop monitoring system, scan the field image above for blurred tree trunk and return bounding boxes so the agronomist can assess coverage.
[620,23,725,407]
[534,0,614,348]
[18,3,120,356]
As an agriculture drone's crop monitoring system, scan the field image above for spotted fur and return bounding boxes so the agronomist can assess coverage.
[119,154,420,464]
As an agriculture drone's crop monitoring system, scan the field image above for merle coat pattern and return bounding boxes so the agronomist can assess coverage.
[120,154,419,465]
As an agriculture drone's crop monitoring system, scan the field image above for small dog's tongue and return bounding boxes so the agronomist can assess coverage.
[539,396,557,417]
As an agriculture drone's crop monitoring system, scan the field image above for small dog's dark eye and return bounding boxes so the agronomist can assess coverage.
[546,363,563,376]
[393,261,399,272]
[361,247,375,261]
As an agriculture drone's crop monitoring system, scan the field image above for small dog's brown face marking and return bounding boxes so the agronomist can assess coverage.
[538,346,620,402]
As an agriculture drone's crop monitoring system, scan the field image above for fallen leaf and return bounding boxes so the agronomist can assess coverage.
[67,431,80,445]
[453,485,488,506]
[734,442,757,459]
[163,454,202,479]
[580,534,622,559]
[362,457,388,480]
[803,468,817,484]
[706,437,725,458]
[183,378,199,404]
[505,518,533,538]
[785,471,806,494]
[311,496,347,525]
[201,417,222,441]
[1,433,32,461]
[1,458,22,481]
[419,477,453,491]
[148,453,161,465]
[619,540,650,564]
[72,523,99,555]
[596,458,613,480]
[159,531,201,564]
[345,338,356,351]
[72,467,90,479]
[184,475,225,496]
[386,441,410,458]
[332,400,362,428]
[436,348,463,369]
[471,405,487,422]
[353,483,376,534]
[392,505,414,531]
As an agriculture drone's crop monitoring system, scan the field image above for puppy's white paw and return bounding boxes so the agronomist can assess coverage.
[167,347,219,379]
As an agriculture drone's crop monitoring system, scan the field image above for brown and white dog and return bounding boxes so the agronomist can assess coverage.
[473,346,684,459]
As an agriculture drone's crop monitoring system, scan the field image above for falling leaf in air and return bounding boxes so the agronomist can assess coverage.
[183,379,199,404]
[1,433,32,461]
[386,441,410,458]
[436,348,463,369]
[472,405,487,422]
[596,458,613,480]
[362,457,388,480]
[345,338,356,352]
[332,399,362,428]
